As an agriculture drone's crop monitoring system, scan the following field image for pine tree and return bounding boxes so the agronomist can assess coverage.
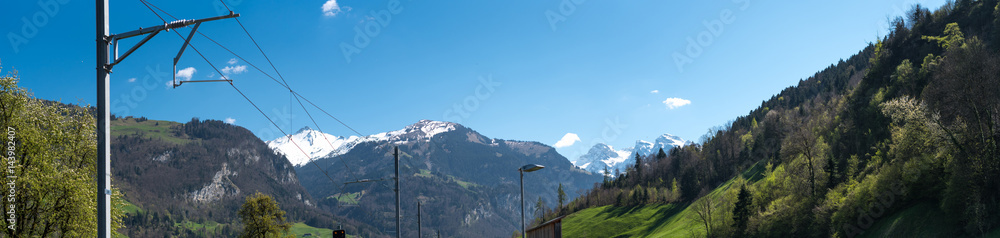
[557,183,566,212]
[633,152,643,179]
[732,185,753,237]
[656,148,667,161]
[603,165,611,186]
[534,196,545,220]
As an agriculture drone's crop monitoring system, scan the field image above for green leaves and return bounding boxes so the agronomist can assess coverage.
[922,23,966,51]
[0,71,126,237]
[238,192,293,238]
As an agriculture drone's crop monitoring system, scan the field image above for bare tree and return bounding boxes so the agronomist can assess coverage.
[693,195,716,237]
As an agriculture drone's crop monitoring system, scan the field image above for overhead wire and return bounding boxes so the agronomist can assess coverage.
[140,1,414,229]
[169,26,356,211]
[138,0,167,23]
[215,0,369,183]
[138,0,353,208]
[193,29,363,137]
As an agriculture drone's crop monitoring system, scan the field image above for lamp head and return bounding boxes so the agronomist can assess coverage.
[520,164,545,172]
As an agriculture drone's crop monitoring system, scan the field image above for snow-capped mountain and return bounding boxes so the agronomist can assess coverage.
[291,119,602,236]
[267,120,458,166]
[574,143,632,171]
[633,134,687,156]
[573,133,687,175]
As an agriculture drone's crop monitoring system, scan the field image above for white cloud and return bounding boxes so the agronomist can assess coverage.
[553,133,581,148]
[322,0,341,17]
[662,97,691,109]
[207,72,216,78]
[227,58,238,65]
[221,65,247,75]
[224,117,236,124]
[176,67,196,81]
[650,90,659,94]
[167,67,196,89]
[127,77,137,83]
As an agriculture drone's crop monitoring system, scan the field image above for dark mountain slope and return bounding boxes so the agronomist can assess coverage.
[295,120,602,237]
[111,117,373,237]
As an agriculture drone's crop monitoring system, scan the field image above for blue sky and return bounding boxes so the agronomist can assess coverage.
[2,0,947,161]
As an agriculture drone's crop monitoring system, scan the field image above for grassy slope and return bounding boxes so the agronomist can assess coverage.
[171,221,339,237]
[563,158,998,238]
[175,220,224,232]
[562,161,770,237]
[110,117,191,145]
[122,199,142,215]
[563,179,740,238]
[330,192,363,205]
[288,222,336,237]
[857,202,960,238]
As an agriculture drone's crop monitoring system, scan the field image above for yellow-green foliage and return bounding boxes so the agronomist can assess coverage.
[238,192,293,238]
[922,23,966,50]
[0,69,127,237]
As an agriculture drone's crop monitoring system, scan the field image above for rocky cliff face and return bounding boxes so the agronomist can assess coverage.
[110,117,355,234]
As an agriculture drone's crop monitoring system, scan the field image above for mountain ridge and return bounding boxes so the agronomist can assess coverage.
[291,119,603,237]
[267,119,460,167]
[573,133,686,174]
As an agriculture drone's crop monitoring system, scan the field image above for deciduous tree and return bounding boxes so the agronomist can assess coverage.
[238,192,292,238]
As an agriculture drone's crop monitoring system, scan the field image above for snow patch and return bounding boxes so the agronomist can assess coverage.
[267,120,459,166]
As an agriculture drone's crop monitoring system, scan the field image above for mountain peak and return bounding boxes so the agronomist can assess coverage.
[574,133,686,174]
[295,126,313,134]
[399,120,459,139]
[269,120,464,167]
[655,133,686,147]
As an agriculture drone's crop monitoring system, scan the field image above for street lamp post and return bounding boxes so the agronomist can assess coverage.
[519,164,544,238]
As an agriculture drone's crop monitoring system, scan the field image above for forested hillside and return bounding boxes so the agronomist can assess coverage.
[545,1,1000,237]
[110,117,382,237]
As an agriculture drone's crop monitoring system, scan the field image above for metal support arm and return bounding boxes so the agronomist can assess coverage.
[110,12,239,41]
[109,30,158,68]
[105,11,239,71]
